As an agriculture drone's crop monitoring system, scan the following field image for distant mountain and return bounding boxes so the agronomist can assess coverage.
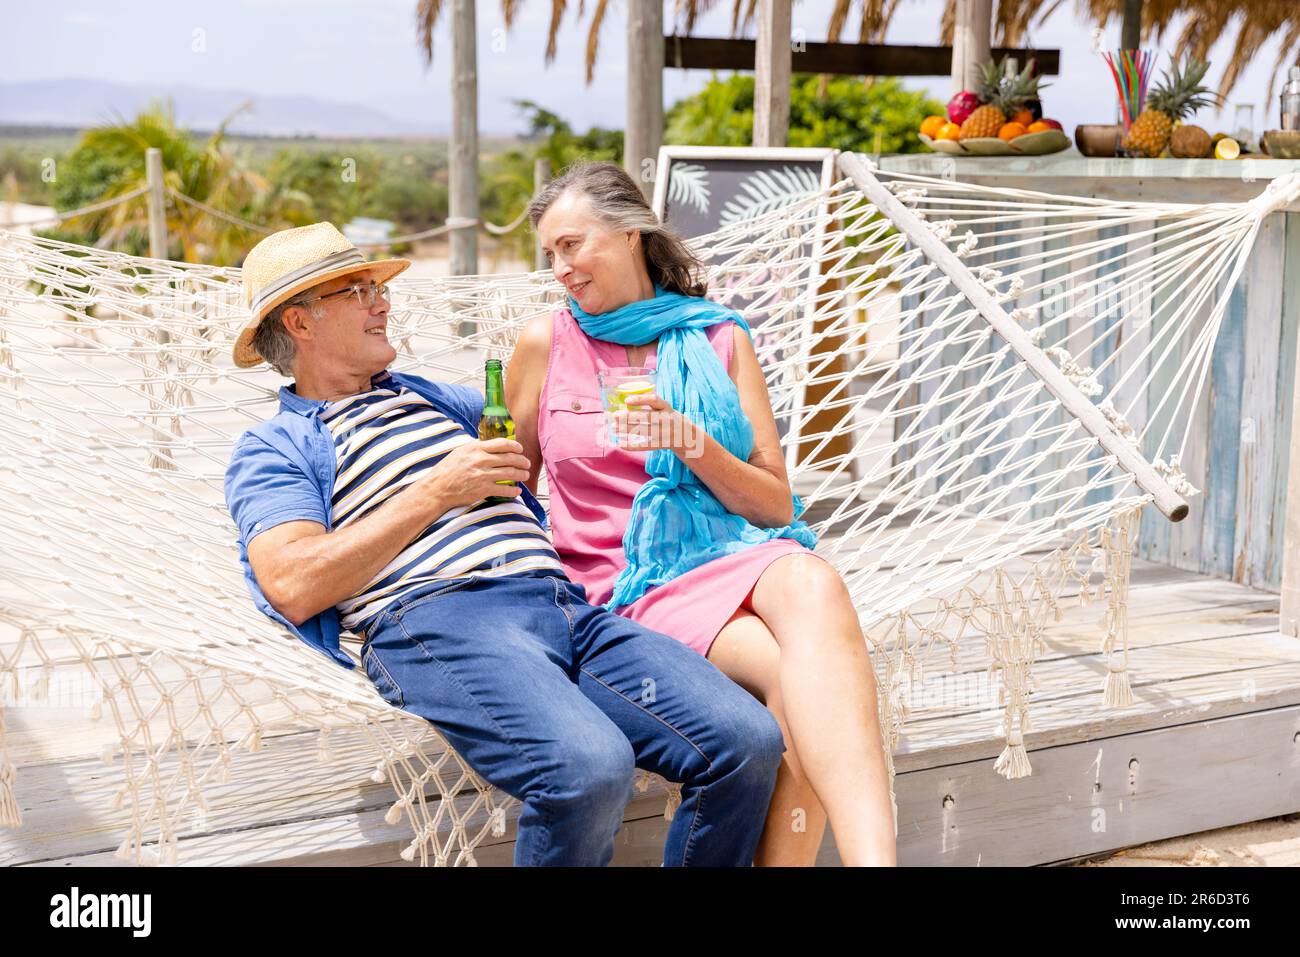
[0,78,450,138]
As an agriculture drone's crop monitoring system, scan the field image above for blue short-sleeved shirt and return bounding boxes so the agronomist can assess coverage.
[223,368,550,670]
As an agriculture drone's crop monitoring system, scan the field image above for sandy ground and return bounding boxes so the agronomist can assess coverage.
[0,202,58,236]
[400,234,535,277]
[1066,812,1300,867]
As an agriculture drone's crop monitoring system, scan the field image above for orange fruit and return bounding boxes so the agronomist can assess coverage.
[1011,109,1034,126]
[936,122,962,141]
[998,122,1028,141]
[1027,120,1054,133]
[920,115,946,139]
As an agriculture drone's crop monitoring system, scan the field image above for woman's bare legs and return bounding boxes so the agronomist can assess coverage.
[708,608,829,866]
[744,553,897,866]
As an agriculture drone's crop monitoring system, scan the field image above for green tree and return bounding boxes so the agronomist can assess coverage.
[46,100,311,265]
[261,148,373,228]
[0,146,58,207]
[478,100,624,264]
[665,74,944,154]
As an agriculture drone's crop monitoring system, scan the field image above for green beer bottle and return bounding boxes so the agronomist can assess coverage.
[478,359,516,502]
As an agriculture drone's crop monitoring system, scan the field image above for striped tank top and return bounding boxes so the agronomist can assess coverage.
[320,383,564,633]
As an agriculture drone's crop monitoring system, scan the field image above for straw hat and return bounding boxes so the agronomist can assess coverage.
[232,222,410,368]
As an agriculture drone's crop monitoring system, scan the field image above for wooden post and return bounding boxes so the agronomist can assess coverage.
[450,0,478,278]
[1,171,18,229]
[625,0,663,201]
[1121,0,1143,49]
[533,157,551,271]
[145,147,167,261]
[1284,432,1300,633]
[1281,234,1300,635]
[449,0,478,337]
[143,147,172,354]
[951,0,992,94]
[753,0,792,148]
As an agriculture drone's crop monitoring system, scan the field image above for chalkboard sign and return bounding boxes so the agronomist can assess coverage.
[651,146,839,452]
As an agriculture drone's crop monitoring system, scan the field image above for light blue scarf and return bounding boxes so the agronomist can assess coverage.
[569,283,818,610]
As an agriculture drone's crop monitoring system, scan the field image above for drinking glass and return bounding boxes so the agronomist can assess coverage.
[596,367,656,447]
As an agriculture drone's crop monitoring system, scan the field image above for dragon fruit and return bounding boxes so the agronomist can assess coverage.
[947,91,982,126]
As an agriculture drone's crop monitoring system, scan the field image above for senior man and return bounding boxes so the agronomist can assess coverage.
[223,223,784,867]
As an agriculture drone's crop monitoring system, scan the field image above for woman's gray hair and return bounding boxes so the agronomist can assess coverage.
[251,283,327,377]
[526,161,708,297]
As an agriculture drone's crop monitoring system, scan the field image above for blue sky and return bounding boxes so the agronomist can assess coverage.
[6,0,1288,137]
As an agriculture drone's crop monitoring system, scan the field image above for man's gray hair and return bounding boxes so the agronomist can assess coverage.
[252,283,328,377]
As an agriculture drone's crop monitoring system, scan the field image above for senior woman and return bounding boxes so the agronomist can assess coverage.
[506,161,896,866]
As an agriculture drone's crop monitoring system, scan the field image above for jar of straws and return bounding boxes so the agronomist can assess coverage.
[1103,48,1153,157]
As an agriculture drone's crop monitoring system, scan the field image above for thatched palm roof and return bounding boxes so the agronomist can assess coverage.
[415,1,1298,100]
[937,1,1300,102]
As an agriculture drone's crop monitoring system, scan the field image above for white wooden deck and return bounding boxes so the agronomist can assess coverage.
[3,554,1297,867]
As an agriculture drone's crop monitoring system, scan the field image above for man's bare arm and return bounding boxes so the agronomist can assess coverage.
[248,438,531,626]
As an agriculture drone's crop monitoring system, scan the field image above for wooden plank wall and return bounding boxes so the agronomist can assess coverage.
[875,181,1295,592]
[1084,222,1129,511]
[1136,211,1297,590]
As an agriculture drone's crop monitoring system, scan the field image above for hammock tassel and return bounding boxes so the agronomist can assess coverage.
[316,727,333,763]
[113,834,134,862]
[31,662,52,704]
[993,730,1032,779]
[663,787,681,822]
[0,758,21,827]
[1103,660,1134,709]
[385,796,408,826]
[147,448,176,473]
[488,805,506,837]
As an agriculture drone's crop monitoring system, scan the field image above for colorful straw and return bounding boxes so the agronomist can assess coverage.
[1103,48,1152,133]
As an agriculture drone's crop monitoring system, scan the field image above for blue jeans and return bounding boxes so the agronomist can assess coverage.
[359,571,785,866]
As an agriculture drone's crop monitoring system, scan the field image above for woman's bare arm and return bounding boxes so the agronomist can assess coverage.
[504,313,552,495]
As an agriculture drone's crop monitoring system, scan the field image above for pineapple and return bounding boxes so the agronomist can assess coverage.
[959,58,1043,140]
[1124,57,1215,158]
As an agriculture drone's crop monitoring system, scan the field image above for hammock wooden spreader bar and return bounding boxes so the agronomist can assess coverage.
[838,153,1189,522]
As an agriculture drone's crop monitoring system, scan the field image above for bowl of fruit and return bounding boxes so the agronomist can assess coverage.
[918,57,1071,157]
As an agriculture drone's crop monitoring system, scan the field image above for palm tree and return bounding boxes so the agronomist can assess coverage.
[417,0,754,84]
[57,100,312,265]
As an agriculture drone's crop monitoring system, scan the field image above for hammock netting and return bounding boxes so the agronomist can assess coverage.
[1,153,1293,865]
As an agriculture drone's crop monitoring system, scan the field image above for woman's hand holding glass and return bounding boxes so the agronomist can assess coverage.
[612,393,701,456]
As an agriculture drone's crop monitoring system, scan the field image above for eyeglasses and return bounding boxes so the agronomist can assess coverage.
[292,282,390,310]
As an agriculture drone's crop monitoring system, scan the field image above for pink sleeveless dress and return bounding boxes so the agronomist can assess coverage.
[537,307,814,657]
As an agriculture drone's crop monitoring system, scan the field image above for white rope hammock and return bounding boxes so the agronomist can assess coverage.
[1,153,1294,865]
